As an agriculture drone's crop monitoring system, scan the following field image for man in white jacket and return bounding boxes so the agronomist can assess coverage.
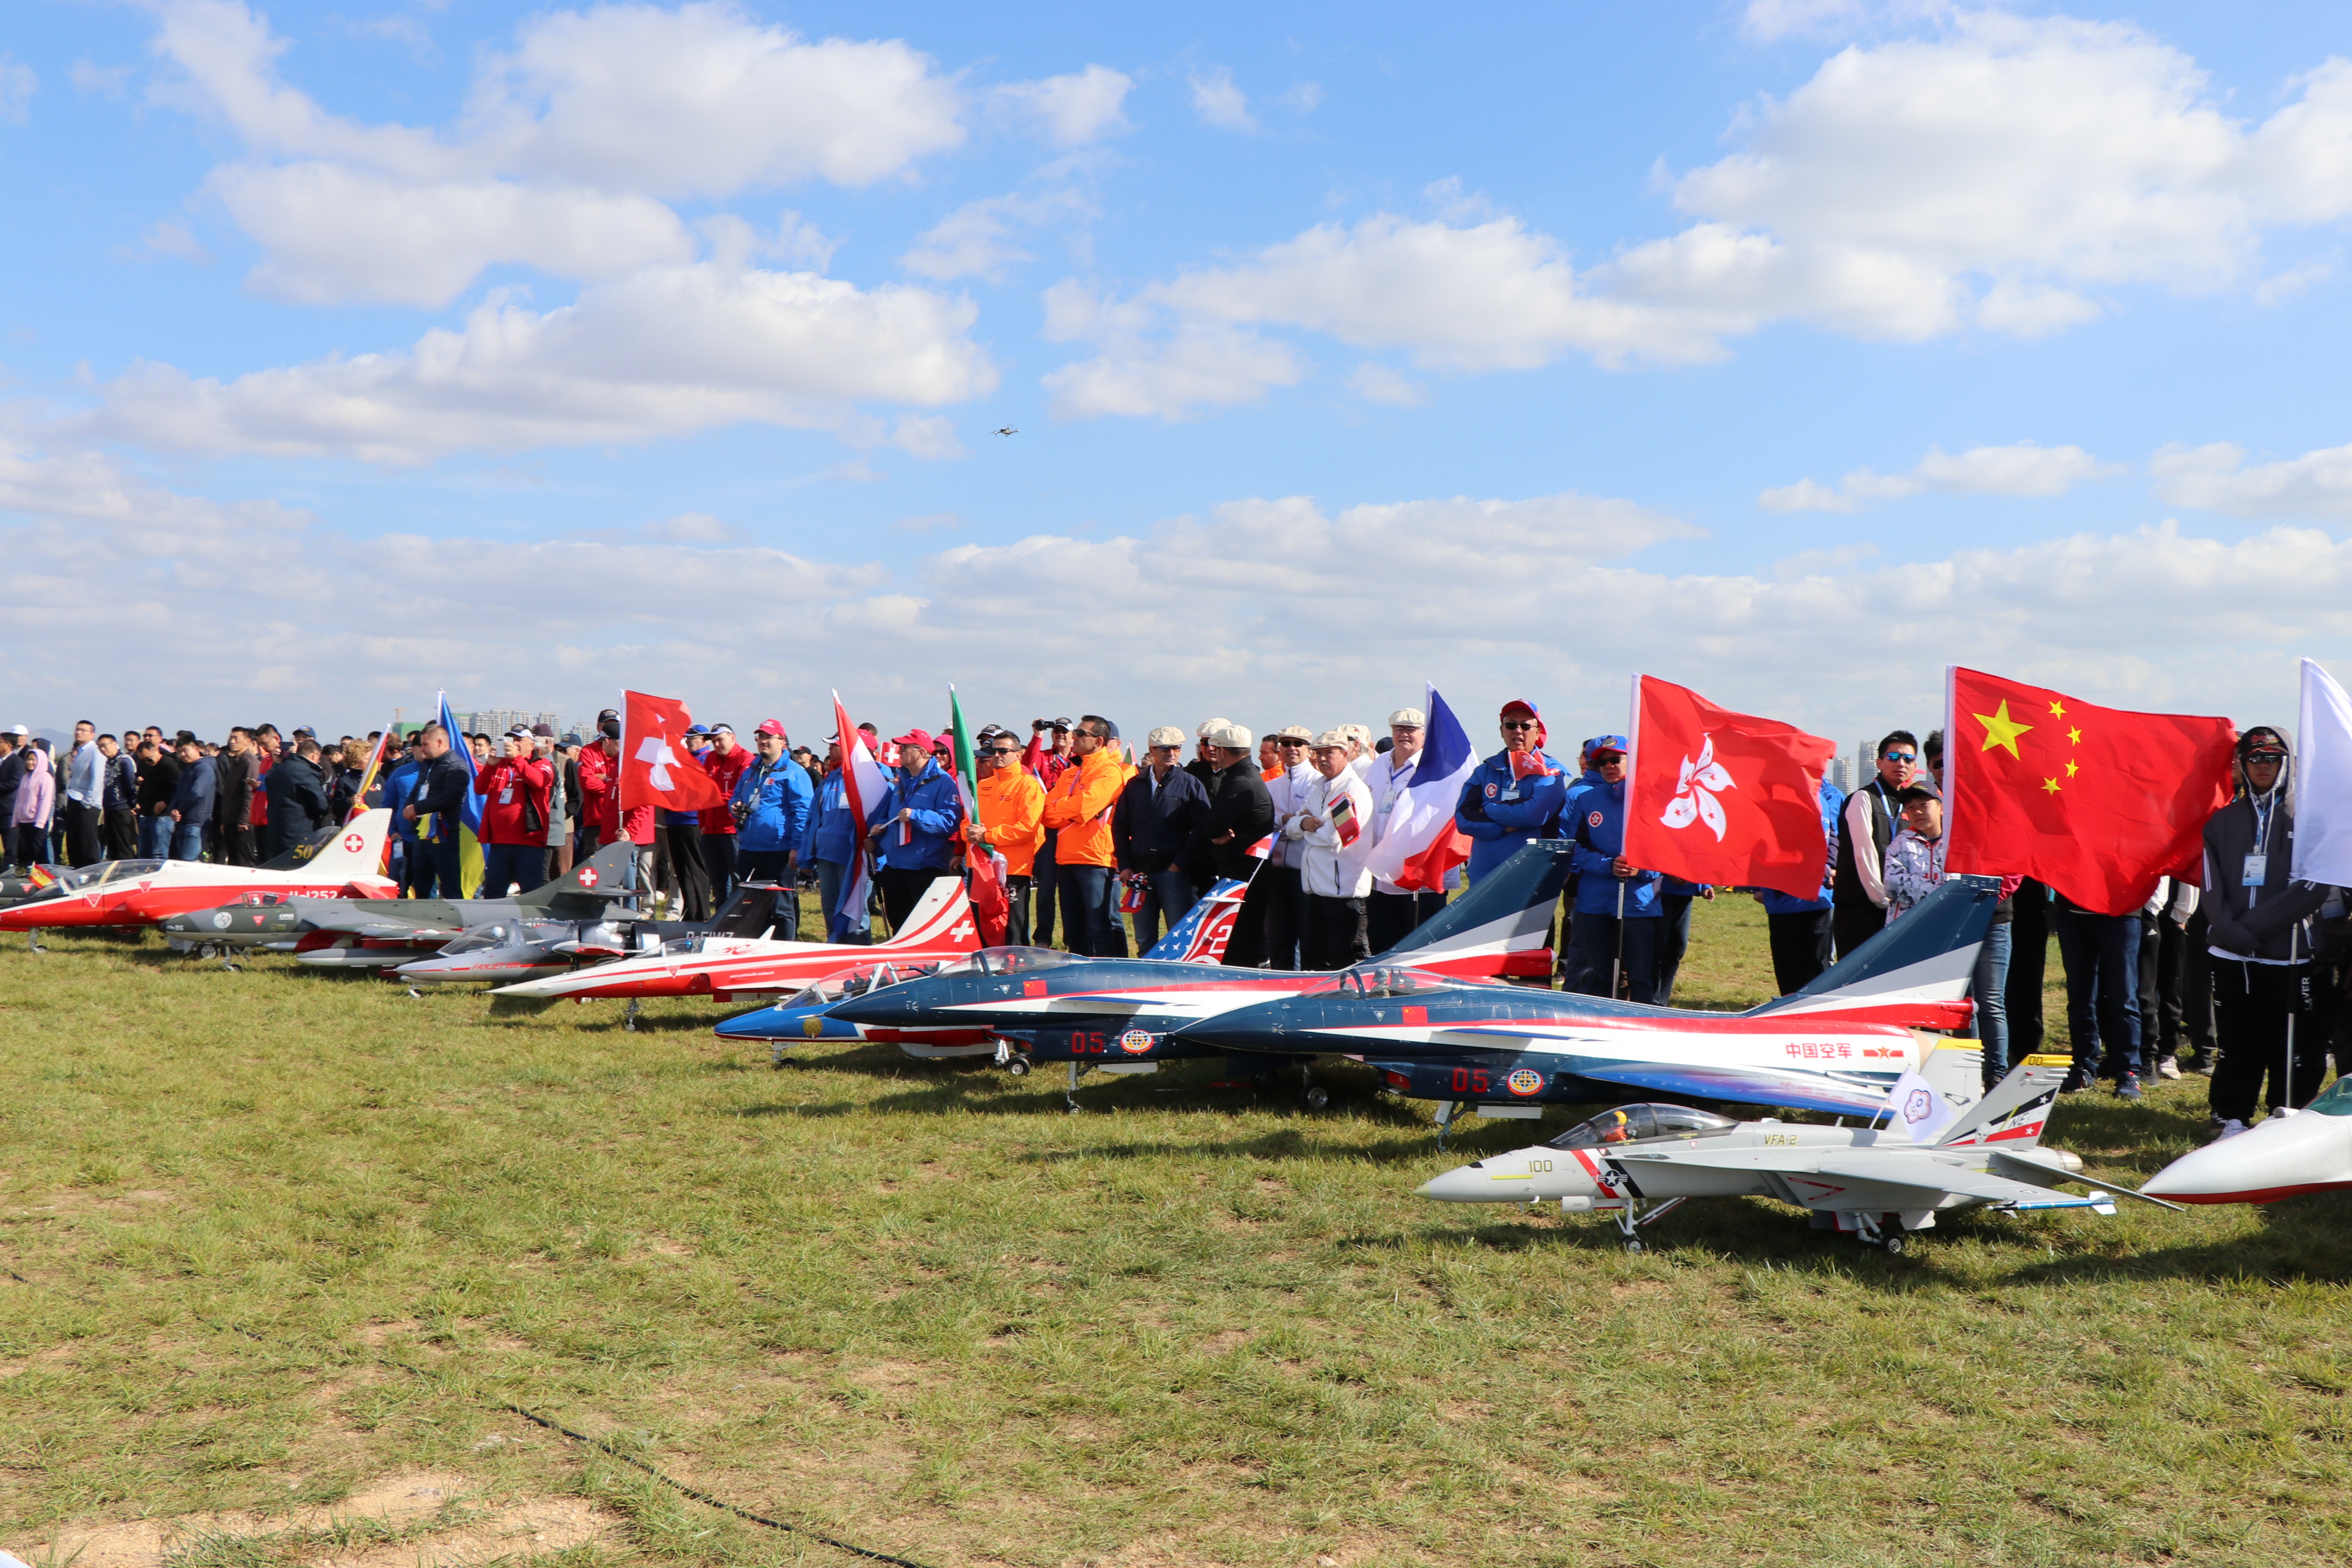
[1262,724,1319,968]
[1288,731,1376,970]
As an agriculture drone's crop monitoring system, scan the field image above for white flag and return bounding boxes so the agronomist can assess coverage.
[2293,658,2352,888]
[1882,1069,1962,1144]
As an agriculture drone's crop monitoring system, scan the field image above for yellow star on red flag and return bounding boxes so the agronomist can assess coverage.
[1975,699,2033,757]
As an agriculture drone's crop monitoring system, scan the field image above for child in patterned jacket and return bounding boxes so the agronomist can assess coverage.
[1882,781,1946,925]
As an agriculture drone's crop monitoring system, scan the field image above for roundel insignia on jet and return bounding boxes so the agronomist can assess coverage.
[1586,811,1603,827]
[211,911,231,930]
[577,867,599,888]
[802,1016,824,1039]
[1485,782,1499,799]
[342,832,364,853]
[1506,1067,1544,1097]
[1118,1028,1155,1055]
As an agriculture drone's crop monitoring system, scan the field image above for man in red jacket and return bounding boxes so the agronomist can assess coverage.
[700,722,751,905]
[475,725,554,894]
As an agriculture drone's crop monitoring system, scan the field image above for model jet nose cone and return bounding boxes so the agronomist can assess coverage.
[2144,1112,2352,1203]
[1416,1165,1494,1201]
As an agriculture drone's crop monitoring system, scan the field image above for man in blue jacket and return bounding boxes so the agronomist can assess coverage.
[165,735,215,862]
[1453,699,1567,885]
[1755,776,1845,995]
[1564,737,1665,1002]
[870,728,965,935]
[801,734,875,943]
[380,735,426,894]
[732,720,814,938]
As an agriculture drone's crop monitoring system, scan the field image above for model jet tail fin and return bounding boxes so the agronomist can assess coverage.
[1935,1054,2072,1148]
[524,839,638,910]
[880,877,979,952]
[1378,841,1572,976]
[300,809,393,883]
[1745,876,1998,1028]
[1145,876,1251,962]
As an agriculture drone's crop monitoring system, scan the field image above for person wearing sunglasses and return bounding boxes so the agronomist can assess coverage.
[1113,726,1213,950]
[1832,729,1920,962]
[966,725,1046,946]
[1451,698,1566,887]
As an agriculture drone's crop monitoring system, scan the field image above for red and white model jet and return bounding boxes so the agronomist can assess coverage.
[489,876,979,1002]
[0,811,396,933]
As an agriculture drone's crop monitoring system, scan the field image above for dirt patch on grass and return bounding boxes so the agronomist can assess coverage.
[18,1470,618,1567]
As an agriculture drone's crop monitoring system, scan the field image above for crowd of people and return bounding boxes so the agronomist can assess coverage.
[5,697,2343,1141]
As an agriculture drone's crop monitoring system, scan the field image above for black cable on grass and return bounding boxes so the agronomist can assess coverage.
[4,1268,937,1568]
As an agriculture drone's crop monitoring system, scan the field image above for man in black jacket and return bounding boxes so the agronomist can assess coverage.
[1114,725,1213,949]
[1190,724,1276,968]
[134,737,181,857]
[400,724,472,897]
[263,738,332,859]
[1832,730,1918,959]
[2201,726,2335,1135]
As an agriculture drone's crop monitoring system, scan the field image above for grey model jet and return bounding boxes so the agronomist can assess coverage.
[1416,1050,2180,1254]
[161,838,636,963]
[391,880,806,999]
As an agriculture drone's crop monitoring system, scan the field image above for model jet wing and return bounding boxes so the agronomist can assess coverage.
[1566,1060,1895,1117]
[1799,1154,2111,1209]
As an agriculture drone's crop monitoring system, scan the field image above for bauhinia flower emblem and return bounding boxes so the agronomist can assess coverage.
[1661,733,1736,841]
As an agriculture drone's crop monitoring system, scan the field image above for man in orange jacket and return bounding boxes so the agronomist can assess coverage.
[969,724,1046,946]
[1039,714,1130,955]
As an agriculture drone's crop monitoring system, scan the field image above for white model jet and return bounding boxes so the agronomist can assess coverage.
[1417,1049,2180,1253]
[2144,1077,2352,1204]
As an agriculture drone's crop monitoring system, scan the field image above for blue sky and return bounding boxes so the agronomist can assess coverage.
[4,1,2351,754]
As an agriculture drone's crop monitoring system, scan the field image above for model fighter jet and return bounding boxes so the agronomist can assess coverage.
[819,844,1573,1108]
[390,879,803,989]
[2144,1076,2352,1204]
[1417,1050,2179,1253]
[0,812,395,935]
[161,839,637,963]
[1159,876,2002,1136]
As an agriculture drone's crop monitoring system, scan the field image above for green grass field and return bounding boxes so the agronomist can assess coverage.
[6,896,2352,1567]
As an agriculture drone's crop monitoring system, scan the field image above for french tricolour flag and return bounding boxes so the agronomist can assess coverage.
[1360,683,1476,893]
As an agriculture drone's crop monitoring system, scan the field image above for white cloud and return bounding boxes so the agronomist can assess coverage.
[2151,440,2352,520]
[890,415,966,460]
[1188,66,1257,132]
[3,452,2346,743]
[1053,15,2352,410]
[1740,1,1949,45]
[1279,82,1325,115]
[81,259,997,463]
[1347,362,1428,407]
[992,65,1132,147]
[131,220,213,264]
[1760,441,2122,511]
[902,190,1090,283]
[146,0,966,305]
[0,56,35,123]
[1041,299,1304,422]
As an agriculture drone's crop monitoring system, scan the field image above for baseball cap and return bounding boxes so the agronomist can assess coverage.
[561,732,583,746]
[754,719,788,738]
[1589,734,1629,756]
[5,724,25,737]
[710,723,734,736]
[531,723,556,737]
[1049,717,1073,731]
[1197,717,1231,739]
[505,724,532,739]
[1897,779,1942,803]
[1387,708,1426,728]
[1208,723,1252,750]
[597,708,619,721]
[2239,726,2289,759]
[683,723,710,737]
[891,728,936,752]
[1146,725,1185,748]
[1100,719,1121,742]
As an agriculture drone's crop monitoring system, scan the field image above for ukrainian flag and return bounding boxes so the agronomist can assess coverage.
[425,692,485,897]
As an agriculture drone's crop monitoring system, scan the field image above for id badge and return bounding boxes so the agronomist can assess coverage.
[1501,785,1521,802]
[2242,853,2268,887]
[501,786,514,805]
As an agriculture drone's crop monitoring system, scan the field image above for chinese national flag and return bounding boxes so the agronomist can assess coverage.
[618,690,729,813]
[1622,675,1837,900]
[1942,667,2235,916]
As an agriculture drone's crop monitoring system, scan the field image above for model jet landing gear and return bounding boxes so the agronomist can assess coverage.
[27,928,47,954]
[1066,1061,1086,1113]
[1301,1064,1328,1111]
[1433,1099,1466,1151]
[1006,1058,1030,1077]
[623,998,642,1034]
[1608,1194,1686,1252]
[1845,1212,1907,1254]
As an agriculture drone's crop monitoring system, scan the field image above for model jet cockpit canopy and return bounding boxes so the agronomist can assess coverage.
[782,958,952,1008]
[934,947,1081,977]
[1546,1103,1739,1150]
[1291,965,1457,999]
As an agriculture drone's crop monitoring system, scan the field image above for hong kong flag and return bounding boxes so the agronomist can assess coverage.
[1622,675,1837,901]
[619,690,729,812]
[1942,667,2234,915]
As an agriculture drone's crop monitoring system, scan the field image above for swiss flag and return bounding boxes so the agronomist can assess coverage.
[619,690,729,812]
[1622,675,1837,901]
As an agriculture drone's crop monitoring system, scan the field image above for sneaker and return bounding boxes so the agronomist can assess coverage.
[2214,1118,2250,1140]
[2157,1055,2183,1081]
[2060,1070,2091,1094]
[2196,1059,2216,1078]
[2115,1072,2144,1102]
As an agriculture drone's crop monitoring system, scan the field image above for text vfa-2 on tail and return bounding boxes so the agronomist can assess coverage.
[0,812,396,935]
[1420,1048,2181,1253]
[818,845,1574,1107]
[1167,876,2005,1135]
